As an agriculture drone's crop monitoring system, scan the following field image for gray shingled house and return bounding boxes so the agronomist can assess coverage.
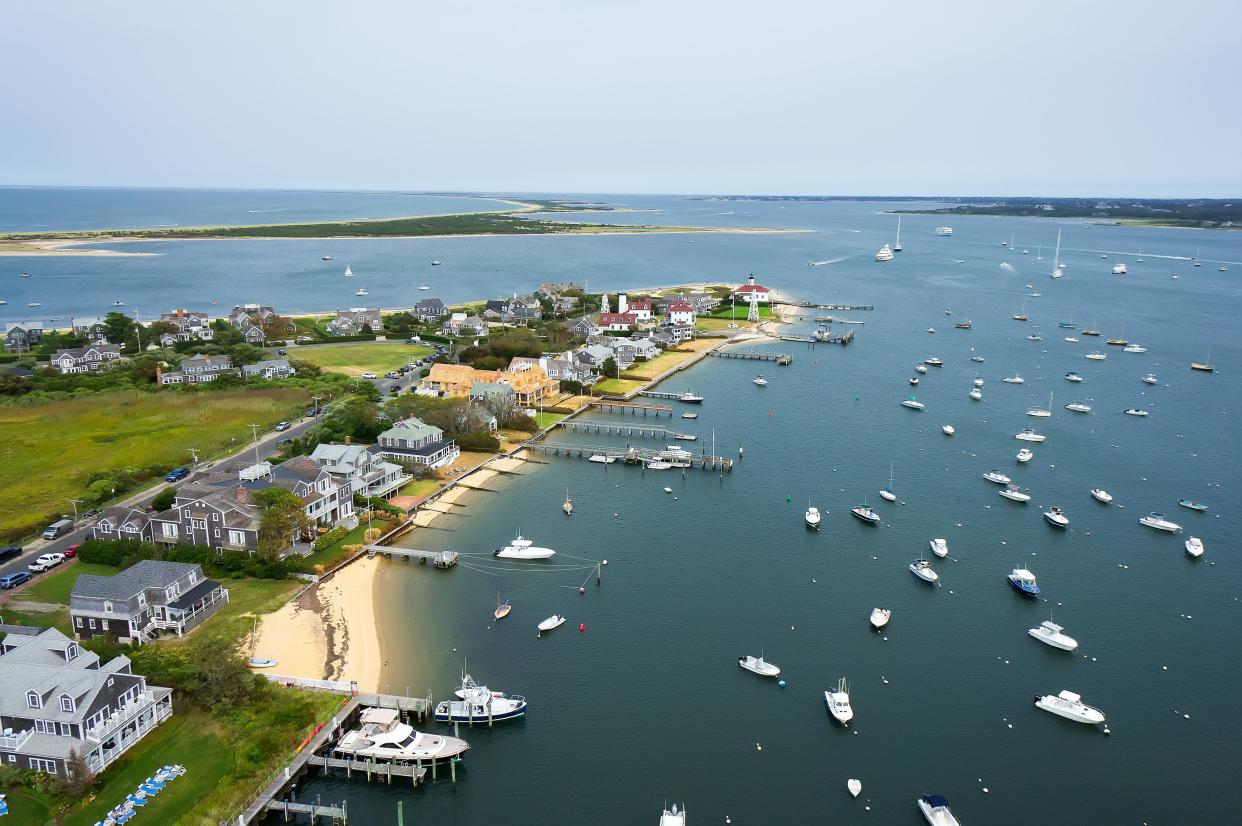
[69,560,229,645]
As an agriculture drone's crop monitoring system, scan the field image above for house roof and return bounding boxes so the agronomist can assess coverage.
[414,298,445,310]
[379,417,444,443]
[599,313,638,325]
[242,358,292,373]
[667,301,693,312]
[735,283,770,293]
[72,560,201,601]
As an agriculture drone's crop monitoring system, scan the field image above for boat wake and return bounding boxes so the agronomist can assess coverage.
[810,256,850,266]
[1000,262,1017,272]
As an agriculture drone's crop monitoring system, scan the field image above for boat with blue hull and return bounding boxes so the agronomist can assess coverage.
[1008,566,1041,598]
[435,671,527,724]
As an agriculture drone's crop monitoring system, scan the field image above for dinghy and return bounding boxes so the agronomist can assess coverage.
[738,654,781,677]
[537,614,566,632]
[869,608,891,630]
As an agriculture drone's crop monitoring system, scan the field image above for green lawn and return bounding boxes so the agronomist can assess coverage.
[0,605,72,636]
[397,478,440,498]
[9,561,116,605]
[0,788,51,826]
[619,349,698,381]
[0,388,309,544]
[534,411,567,428]
[291,342,433,376]
[709,304,774,320]
[196,577,301,644]
[592,378,646,395]
[298,524,368,571]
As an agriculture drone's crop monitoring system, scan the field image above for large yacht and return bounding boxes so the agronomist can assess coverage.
[1139,513,1182,533]
[824,678,854,726]
[875,243,894,262]
[1029,620,1079,651]
[337,707,470,761]
[1035,690,1106,725]
[494,533,556,559]
[900,396,925,410]
[1065,401,1092,413]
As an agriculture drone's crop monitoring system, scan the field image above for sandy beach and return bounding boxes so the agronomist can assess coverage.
[0,239,159,256]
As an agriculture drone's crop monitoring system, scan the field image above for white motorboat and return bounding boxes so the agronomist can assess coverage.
[900,397,925,410]
[494,533,557,560]
[1142,373,1158,385]
[1064,371,1084,383]
[588,454,616,464]
[354,288,370,296]
[660,803,686,826]
[910,377,920,386]
[1029,620,1079,651]
[851,502,881,524]
[999,484,1031,502]
[915,363,928,373]
[663,487,673,494]
[1027,333,1042,341]
[1139,512,1182,533]
[431,260,441,266]
[875,243,894,262]
[337,707,469,761]
[924,357,944,367]
[1123,343,1147,353]
[983,470,1011,485]
[1043,506,1069,528]
[1112,262,1127,275]
[926,327,935,334]
[1065,401,1091,413]
[1002,374,1024,384]
[435,674,527,724]
[909,559,938,584]
[805,506,822,529]
[1085,351,1107,360]
[1035,690,1105,725]
[738,654,781,677]
[322,255,334,260]
[971,355,985,363]
[1016,448,1034,463]
[1014,429,1046,443]
[537,614,567,632]
[418,284,431,290]
[917,794,961,826]
[1027,391,1054,418]
[1091,488,1113,504]
[848,778,863,798]
[935,226,953,235]
[869,608,891,629]
[1065,336,1079,343]
[929,538,949,558]
[678,391,703,404]
[942,424,955,436]
[824,678,854,726]
[1185,536,1204,558]
[753,375,768,387]
[645,460,674,470]
[1124,408,1149,417]
[969,388,983,401]
[681,412,698,419]
[973,377,984,387]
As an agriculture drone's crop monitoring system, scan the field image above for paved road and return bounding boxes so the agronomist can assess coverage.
[0,415,321,583]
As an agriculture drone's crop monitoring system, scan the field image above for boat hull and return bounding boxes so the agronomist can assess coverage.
[434,705,526,724]
[1034,696,1105,725]
[1008,577,1041,598]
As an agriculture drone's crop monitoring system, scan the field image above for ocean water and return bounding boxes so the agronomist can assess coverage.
[281,202,1239,823]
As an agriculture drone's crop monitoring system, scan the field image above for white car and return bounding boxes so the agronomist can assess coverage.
[29,553,65,573]
[360,372,378,380]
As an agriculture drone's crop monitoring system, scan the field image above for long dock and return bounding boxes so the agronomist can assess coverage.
[707,349,793,364]
[364,545,458,568]
[586,400,672,416]
[264,800,348,822]
[638,390,700,402]
[776,300,874,310]
[556,419,695,440]
[525,442,733,471]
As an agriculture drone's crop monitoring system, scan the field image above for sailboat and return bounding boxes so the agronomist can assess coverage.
[893,215,903,252]
[1050,229,1064,278]
[344,265,354,277]
[1190,347,1215,373]
[879,462,896,502]
[1106,322,1128,346]
[1012,299,1028,321]
[493,592,512,620]
[1027,391,1054,418]
[562,488,573,515]
[1193,246,1202,267]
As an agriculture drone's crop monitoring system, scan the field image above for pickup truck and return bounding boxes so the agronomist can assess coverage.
[29,552,66,573]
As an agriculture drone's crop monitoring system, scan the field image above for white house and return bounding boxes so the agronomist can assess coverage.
[666,301,694,326]
[733,274,771,304]
[627,300,653,322]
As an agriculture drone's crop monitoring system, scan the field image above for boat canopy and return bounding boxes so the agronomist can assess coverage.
[924,794,951,808]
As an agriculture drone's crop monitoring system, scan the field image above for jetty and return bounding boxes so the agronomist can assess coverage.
[775,299,874,311]
[707,349,793,364]
[363,545,458,568]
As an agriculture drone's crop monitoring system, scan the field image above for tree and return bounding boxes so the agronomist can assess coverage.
[151,486,178,512]
[229,343,264,366]
[601,357,618,379]
[385,312,416,335]
[147,319,179,338]
[0,373,30,396]
[253,487,311,560]
[60,747,97,797]
[188,634,256,711]
[128,355,161,384]
[101,312,137,348]
[321,396,383,442]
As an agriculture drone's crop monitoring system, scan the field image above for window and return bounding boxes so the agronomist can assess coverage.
[60,694,74,712]
[213,529,220,538]
[88,618,97,630]
[28,757,56,774]
[103,600,112,613]
[34,720,51,734]
[188,570,197,585]
[228,530,245,546]
[59,722,72,736]
[162,523,178,538]
[101,619,109,630]
[107,678,114,687]
[212,513,218,521]
[191,518,207,530]
[66,643,78,661]
[137,593,147,608]
[75,616,83,628]
[26,690,41,709]
[6,755,14,763]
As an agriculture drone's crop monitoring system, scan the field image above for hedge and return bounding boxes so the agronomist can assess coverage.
[312,526,348,551]
[294,334,377,345]
[76,538,296,579]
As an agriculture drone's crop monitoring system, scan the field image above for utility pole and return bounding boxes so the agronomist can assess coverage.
[188,447,199,470]
[134,310,142,352]
[69,498,83,524]
[248,423,261,466]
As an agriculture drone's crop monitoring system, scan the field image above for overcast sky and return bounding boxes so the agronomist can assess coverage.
[2,0,1237,196]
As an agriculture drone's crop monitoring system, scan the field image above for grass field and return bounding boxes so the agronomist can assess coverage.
[695,316,753,331]
[0,788,51,826]
[291,342,432,376]
[620,348,708,381]
[9,561,115,605]
[709,304,775,320]
[397,478,440,498]
[592,378,646,395]
[0,389,308,543]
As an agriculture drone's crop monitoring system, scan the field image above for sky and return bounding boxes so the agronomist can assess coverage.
[2,0,1239,197]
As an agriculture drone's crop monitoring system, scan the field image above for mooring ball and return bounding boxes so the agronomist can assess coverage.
[578,587,586,595]
[778,680,786,688]
[579,624,586,632]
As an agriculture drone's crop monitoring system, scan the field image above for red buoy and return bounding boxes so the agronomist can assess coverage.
[579,623,586,632]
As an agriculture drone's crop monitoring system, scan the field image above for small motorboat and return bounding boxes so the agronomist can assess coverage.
[1016,448,1034,463]
[926,327,935,333]
[1178,499,1208,512]
[1124,408,1149,417]
[1027,333,1042,341]
[431,260,442,266]
[929,538,949,558]
[973,377,984,387]
[678,391,703,404]
[971,355,985,362]
[247,658,278,668]
[645,461,673,470]
[1064,336,1079,343]
[537,614,566,632]
[924,357,944,367]
[983,470,1011,485]
[321,255,334,260]
[1085,351,1107,360]
[851,502,881,524]
[909,559,938,584]
[1014,429,1046,443]
[1035,690,1105,725]
[738,654,781,677]
[848,778,863,798]
[493,593,512,620]
[1142,373,1158,385]
[915,363,928,373]
[824,678,854,726]
[942,424,955,436]
[1029,620,1078,651]
[418,284,431,291]
[1002,374,1024,384]
[660,803,687,826]
[1140,512,1182,533]
[1123,343,1148,353]
[753,375,768,387]
[999,484,1031,502]
[900,396,925,410]
[1091,489,1113,504]
[1064,401,1091,413]
[805,506,822,529]
[917,794,961,826]
[1008,566,1041,597]
[969,388,983,401]
[1064,371,1084,382]
[869,608,891,630]
[681,412,698,419]
[1043,506,1069,528]
[663,486,673,494]
[909,376,920,386]
[954,320,973,329]
[1185,536,1205,558]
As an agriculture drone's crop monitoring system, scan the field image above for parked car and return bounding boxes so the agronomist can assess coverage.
[296,335,313,343]
[277,438,294,446]
[42,519,74,540]
[0,571,31,589]
[82,508,101,519]
[277,348,288,355]
[384,371,400,379]
[0,546,22,563]
[165,467,191,483]
[360,372,378,380]
[388,384,401,395]
[275,421,291,431]
[64,544,80,558]
[29,553,65,573]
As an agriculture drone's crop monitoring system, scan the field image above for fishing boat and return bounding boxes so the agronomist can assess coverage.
[1002,374,1024,384]
[494,534,556,560]
[935,226,953,235]
[337,707,470,761]
[562,489,573,515]
[917,793,962,826]
[869,608,891,629]
[1029,619,1079,651]
[1065,401,1091,413]
[953,320,972,329]
[1091,488,1113,504]
[999,484,1031,502]
[1112,262,1127,275]
[1140,512,1182,533]
[879,462,897,501]
[875,243,894,262]
[1123,408,1149,417]
[1064,371,1084,382]
[909,558,938,584]
[1190,347,1214,372]
[942,424,955,436]
[983,470,1011,485]
[537,614,567,632]
[435,674,527,724]
[738,654,781,677]
[929,538,949,558]
[660,803,687,826]
[1142,373,1158,385]
[1044,506,1069,528]
[915,363,928,373]
[1027,392,1054,418]
[848,778,863,798]
[851,500,881,524]
[900,396,925,410]
[1085,351,1107,361]
[678,391,703,404]
[1035,690,1105,725]
[969,388,982,401]
[1014,429,1046,443]
[1016,448,1034,463]
[824,678,854,726]
[1185,537,1205,558]
[1008,565,1041,597]
[493,593,512,619]
[1049,229,1064,278]
[805,505,822,529]
[753,375,768,387]
[1178,499,1208,512]
[924,357,944,367]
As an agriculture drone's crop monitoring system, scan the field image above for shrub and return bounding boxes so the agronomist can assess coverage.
[312,526,348,551]
[151,486,177,512]
[457,431,500,452]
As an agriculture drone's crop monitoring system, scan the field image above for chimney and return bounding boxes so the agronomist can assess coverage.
[344,436,351,446]
[235,488,250,505]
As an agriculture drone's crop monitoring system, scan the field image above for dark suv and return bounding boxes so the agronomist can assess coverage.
[165,467,191,483]
[0,546,21,563]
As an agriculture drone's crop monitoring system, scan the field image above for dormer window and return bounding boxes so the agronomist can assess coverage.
[59,694,74,713]
[103,601,112,613]
[66,643,78,661]
[26,690,41,709]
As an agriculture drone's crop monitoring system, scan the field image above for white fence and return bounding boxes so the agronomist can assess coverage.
[263,674,356,693]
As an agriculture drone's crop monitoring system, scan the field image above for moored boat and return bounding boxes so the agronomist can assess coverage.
[337,707,470,761]
[869,608,891,629]
[969,388,982,401]
[1043,506,1069,528]
[537,614,566,632]
[1002,374,1024,384]
[1185,536,1205,558]
[1064,371,1083,382]
[929,538,949,558]
[1091,488,1113,504]
[942,424,955,436]
[738,654,781,677]
[851,502,881,524]
[1014,429,1046,443]
[659,803,687,825]
[824,678,854,726]
[1177,498,1207,512]
[805,505,822,529]
[917,793,961,826]
[900,396,925,410]
[983,470,1011,484]
[1139,512,1182,533]
[1016,448,1034,463]
[494,534,557,559]
[1035,690,1105,725]
[1123,408,1149,417]
[1029,619,1078,651]
[999,484,1030,502]
[1007,566,1041,597]
[909,558,938,584]
[434,677,527,724]
[1065,401,1091,413]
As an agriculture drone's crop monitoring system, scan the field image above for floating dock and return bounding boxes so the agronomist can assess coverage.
[638,390,702,402]
[707,350,793,364]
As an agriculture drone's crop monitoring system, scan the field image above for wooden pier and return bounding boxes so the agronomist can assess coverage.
[639,390,700,402]
[265,799,348,823]
[364,545,458,568]
[525,442,733,471]
[586,400,672,416]
[776,300,874,311]
[707,349,794,364]
[556,419,694,441]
